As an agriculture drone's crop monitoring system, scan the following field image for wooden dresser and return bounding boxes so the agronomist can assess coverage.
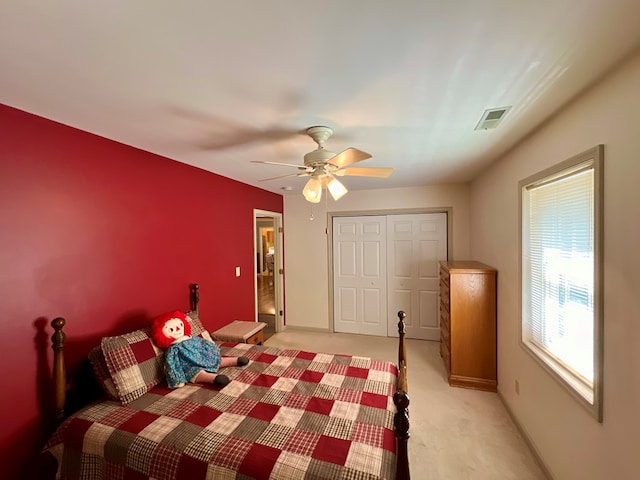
[439,260,497,391]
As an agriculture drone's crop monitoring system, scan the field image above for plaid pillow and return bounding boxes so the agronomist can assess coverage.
[100,312,207,405]
[101,327,164,404]
[87,346,119,401]
[186,311,205,337]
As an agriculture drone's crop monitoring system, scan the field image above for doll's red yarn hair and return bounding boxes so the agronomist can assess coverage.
[151,310,192,349]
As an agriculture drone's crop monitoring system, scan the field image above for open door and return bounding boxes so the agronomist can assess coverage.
[254,210,284,340]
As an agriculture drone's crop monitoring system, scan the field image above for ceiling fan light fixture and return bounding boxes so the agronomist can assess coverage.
[302,177,322,203]
[327,176,348,201]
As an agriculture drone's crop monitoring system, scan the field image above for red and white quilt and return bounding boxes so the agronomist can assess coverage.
[44,343,399,479]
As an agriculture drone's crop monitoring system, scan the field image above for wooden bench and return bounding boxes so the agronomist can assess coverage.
[211,320,267,345]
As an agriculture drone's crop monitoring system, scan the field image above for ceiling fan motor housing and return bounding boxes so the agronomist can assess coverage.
[304,148,337,169]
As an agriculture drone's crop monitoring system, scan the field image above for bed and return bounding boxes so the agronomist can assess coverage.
[41,284,411,479]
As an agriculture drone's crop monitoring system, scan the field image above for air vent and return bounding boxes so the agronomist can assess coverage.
[474,106,511,130]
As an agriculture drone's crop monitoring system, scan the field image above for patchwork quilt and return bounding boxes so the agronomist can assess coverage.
[44,343,399,479]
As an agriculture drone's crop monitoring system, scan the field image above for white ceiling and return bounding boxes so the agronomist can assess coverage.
[2,1,639,195]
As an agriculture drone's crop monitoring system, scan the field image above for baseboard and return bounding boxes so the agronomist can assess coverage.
[497,389,555,480]
[278,325,331,333]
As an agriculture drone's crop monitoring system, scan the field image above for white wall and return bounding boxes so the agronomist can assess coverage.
[470,51,640,479]
[283,184,470,330]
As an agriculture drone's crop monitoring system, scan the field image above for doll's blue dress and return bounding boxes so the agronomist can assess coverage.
[164,336,222,388]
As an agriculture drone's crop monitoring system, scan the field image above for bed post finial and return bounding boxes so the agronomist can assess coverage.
[397,310,407,372]
[190,283,200,314]
[51,317,66,424]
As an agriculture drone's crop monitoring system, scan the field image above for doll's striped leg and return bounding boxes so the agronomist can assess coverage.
[193,370,229,386]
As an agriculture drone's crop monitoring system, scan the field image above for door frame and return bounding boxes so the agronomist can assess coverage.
[327,207,452,333]
[253,209,285,333]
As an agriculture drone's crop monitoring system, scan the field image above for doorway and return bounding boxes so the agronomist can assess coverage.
[254,210,284,340]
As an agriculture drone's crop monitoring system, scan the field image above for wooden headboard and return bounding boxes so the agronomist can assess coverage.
[50,283,202,422]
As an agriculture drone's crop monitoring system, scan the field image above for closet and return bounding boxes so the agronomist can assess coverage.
[332,212,447,340]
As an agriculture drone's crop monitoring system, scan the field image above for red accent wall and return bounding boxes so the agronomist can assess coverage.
[0,103,283,479]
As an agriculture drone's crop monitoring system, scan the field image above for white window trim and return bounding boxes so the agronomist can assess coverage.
[518,145,604,422]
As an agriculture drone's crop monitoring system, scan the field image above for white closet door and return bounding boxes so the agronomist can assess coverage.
[387,213,447,340]
[333,216,387,336]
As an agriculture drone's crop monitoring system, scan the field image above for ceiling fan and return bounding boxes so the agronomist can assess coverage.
[251,126,394,203]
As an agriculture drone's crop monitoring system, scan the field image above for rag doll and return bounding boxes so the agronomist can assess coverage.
[151,310,249,388]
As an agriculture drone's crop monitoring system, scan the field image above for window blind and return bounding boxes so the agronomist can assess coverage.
[523,166,595,384]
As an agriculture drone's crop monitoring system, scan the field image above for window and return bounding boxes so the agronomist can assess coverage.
[519,145,603,421]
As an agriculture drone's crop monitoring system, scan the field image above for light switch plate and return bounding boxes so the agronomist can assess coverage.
[235,266,240,277]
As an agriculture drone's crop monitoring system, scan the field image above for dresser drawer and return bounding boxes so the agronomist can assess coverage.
[246,330,264,345]
[440,333,451,372]
[439,274,450,311]
[440,285,450,310]
[440,311,450,343]
[439,265,450,287]
[440,304,451,338]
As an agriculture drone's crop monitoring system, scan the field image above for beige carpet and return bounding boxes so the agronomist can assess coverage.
[265,329,548,480]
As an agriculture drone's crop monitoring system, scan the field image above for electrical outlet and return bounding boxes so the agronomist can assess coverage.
[515,379,520,395]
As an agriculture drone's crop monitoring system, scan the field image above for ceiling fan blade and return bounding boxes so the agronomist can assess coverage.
[199,126,304,151]
[327,148,372,168]
[259,172,311,182]
[334,167,394,178]
[251,160,307,170]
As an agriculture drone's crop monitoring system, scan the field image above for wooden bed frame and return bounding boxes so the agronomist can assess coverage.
[49,283,411,479]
